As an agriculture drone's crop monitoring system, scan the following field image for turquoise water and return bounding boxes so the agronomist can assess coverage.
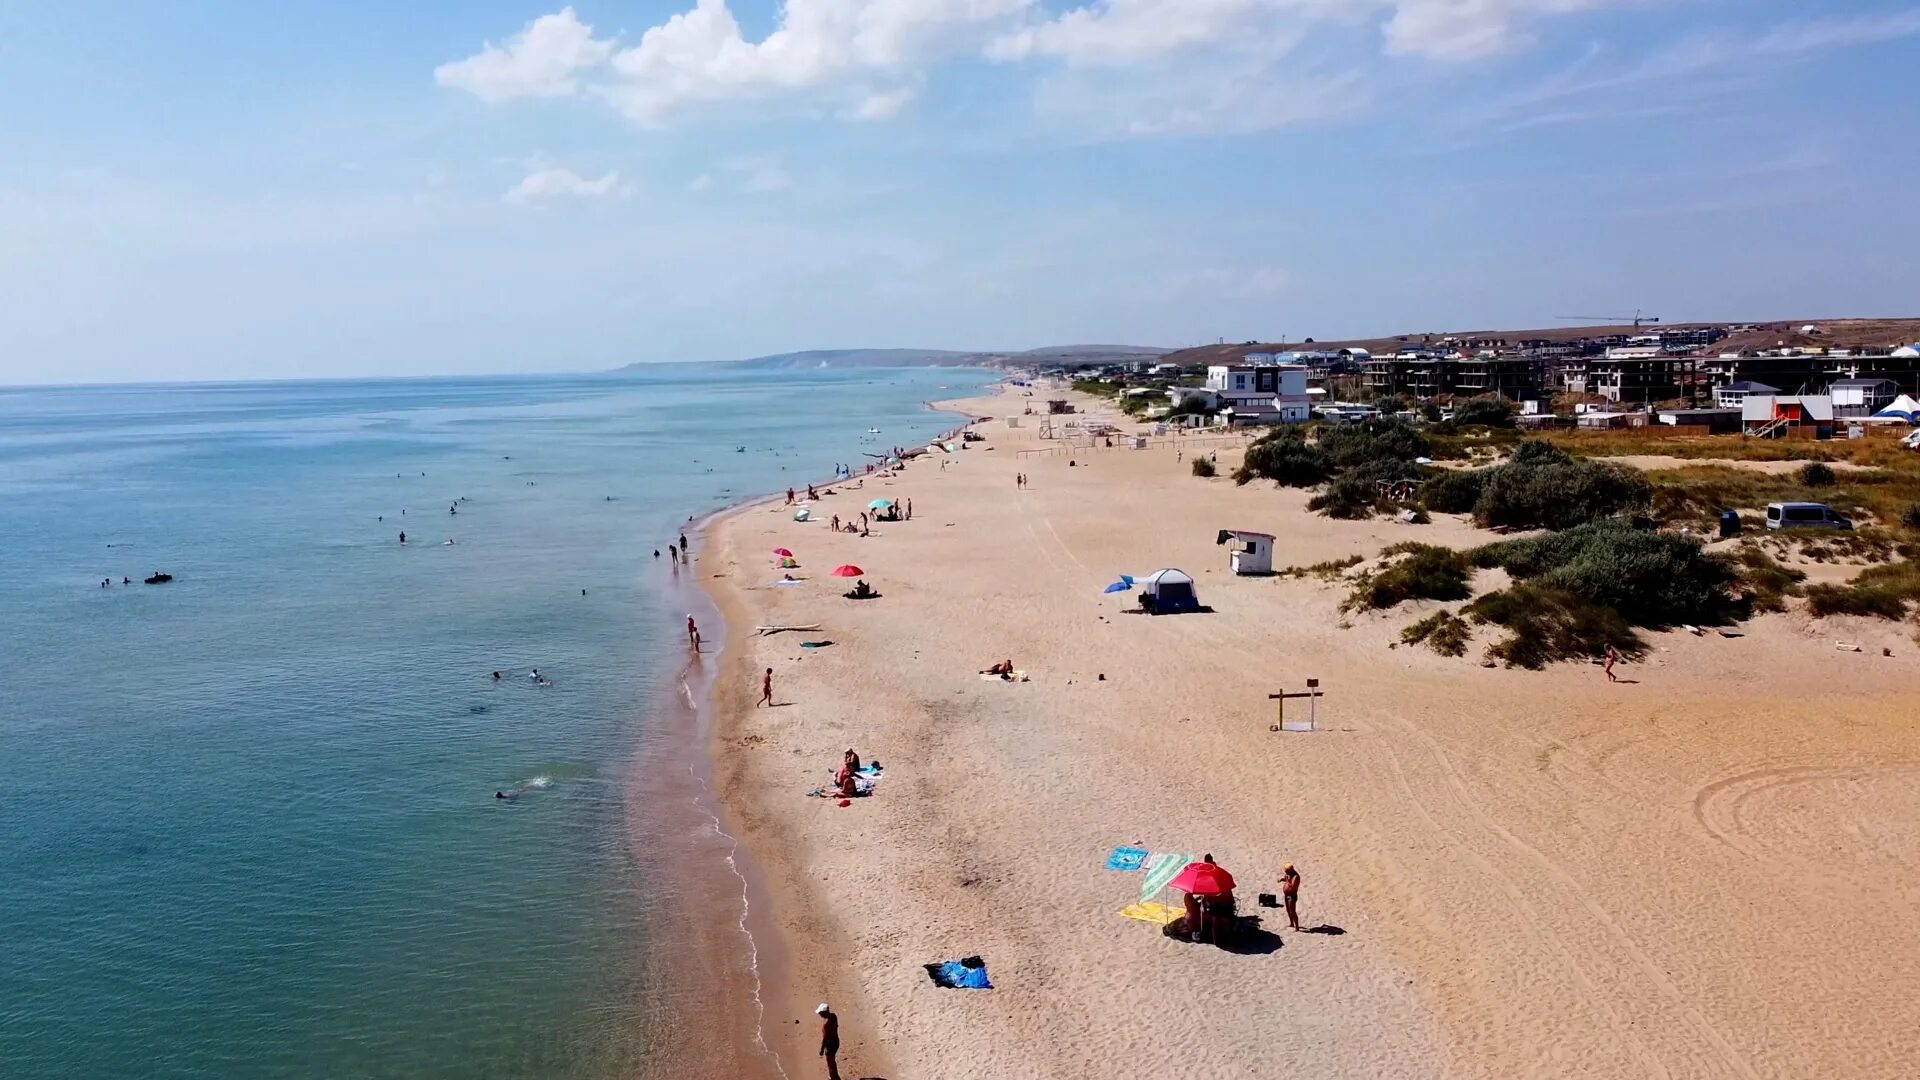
[0,366,989,1079]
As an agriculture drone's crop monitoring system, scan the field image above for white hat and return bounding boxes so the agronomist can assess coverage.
[815,1002,831,1014]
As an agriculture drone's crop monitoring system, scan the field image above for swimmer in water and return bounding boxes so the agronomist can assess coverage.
[530,667,540,680]
[492,671,502,680]
[399,531,407,543]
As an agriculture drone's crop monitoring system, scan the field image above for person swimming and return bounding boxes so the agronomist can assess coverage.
[491,671,502,680]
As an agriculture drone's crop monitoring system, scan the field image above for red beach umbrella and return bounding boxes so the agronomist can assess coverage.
[772,547,794,557]
[1168,861,1236,896]
[831,564,864,577]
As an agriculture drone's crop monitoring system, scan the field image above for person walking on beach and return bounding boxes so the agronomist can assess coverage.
[686,614,699,647]
[678,532,688,554]
[1604,644,1621,683]
[786,487,795,506]
[1281,863,1303,931]
[759,668,774,707]
[905,497,912,520]
[816,1003,841,1080]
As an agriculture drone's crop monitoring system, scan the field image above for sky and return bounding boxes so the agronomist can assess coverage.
[2,1,1918,384]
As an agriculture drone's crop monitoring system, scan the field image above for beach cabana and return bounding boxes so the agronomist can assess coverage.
[1139,568,1200,614]
[1214,530,1274,575]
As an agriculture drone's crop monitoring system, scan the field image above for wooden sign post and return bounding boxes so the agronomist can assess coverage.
[1268,678,1322,732]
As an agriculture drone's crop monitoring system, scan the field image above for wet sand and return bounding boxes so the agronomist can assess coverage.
[700,384,1920,1078]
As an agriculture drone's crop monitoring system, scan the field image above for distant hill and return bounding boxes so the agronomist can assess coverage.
[622,344,1171,372]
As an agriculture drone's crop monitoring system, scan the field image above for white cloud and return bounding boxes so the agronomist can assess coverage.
[851,85,920,120]
[431,1,1704,134]
[505,167,625,202]
[598,0,1032,122]
[687,173,715,192]
[435,7,614,102]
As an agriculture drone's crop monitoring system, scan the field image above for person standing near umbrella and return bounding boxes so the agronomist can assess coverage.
[1281,863,1302,931]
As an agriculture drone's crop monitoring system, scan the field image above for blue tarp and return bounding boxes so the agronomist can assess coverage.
[926,958,992,989]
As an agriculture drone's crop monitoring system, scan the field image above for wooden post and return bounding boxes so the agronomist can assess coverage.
[1269,679,1323,732]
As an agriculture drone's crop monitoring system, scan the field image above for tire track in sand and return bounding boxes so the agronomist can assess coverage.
[1385,710,1761,1079]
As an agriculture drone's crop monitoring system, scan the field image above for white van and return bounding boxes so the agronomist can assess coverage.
[1765,502,1852,531]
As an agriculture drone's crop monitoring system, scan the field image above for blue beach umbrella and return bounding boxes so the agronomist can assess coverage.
[868,498,894,509]
[1103,580,1133,594]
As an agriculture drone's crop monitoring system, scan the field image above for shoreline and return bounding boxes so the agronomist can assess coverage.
[694,381,1920,1077]
[678,399,981,1078]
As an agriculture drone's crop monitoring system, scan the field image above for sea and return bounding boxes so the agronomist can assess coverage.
[0,365,991,1079]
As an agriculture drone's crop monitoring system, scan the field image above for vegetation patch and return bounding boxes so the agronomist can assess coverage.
[1466,584,1644,669]
[1727,545,1807,613]
[1276,555,1363,580]
[1421,467,1487,514]
[1801,561,1920,620]
[1344,544,1473,612]
[1471,520,1739,628]
[1190,456,1216,478]
[1400,610,1471,657]
[1473,441,1652,531]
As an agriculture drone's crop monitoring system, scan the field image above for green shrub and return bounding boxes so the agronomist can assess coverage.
[1422,468,1487,514]
[1453,396,1517,428]
[1798,462,1836,487]
[1319,419,1428,470]
[1473,445,1651,530]
[1310,458,1415,520]
[1472,520,1738,628]
[1346,544,1473,611]
[1240,429,1329,487]
[1467,584,1644,669]
[1903,504,1920,530]
[1374,394,1408,415]
[1401,610,1471,656]
[1190,456,1217,478]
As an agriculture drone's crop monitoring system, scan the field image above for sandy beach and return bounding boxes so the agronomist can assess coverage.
[699,384,1920,1079]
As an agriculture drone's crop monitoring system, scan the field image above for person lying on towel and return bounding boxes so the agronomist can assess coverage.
[980,659,1014,677]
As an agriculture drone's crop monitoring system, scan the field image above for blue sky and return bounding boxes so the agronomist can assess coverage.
[2,1,1918,383]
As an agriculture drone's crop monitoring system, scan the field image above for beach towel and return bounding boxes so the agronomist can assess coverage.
[978,670,1029,682]
[925,957,991,989]
[855,764,883,779]
[799,640,834,648]
[1140,851,1191,902]
[1117,901,1184,925]
[1105,846,1148,872]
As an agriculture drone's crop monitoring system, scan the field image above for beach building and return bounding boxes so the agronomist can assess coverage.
[1206,364,1310,424]
[1713,380,1779,409]
[1830,378,1899,419]
[1214,530,1275,575]
[1363,356,1457,400]
[1656,407,1743,434]
[1453,355,1544,401]
[1742,394,1835,439]
[1587,355,1687,403]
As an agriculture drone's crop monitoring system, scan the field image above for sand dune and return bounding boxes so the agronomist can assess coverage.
[702,385,1920,1079]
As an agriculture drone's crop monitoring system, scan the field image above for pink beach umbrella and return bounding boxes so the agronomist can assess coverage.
[772,547,794,557]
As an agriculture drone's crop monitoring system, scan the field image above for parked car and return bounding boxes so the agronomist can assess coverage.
[1765,502,1852,531]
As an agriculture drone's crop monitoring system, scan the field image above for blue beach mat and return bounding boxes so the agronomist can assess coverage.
[925,957,992,989]
[1105,846,1148,871]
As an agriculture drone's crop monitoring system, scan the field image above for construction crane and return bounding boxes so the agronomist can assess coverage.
[1555,309,1661,327]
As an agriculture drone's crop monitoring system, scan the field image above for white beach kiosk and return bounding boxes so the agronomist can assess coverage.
[1215,529,1275,575]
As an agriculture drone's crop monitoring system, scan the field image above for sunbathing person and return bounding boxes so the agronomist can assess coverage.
[844,748,862,773]
[980,659,1015,677]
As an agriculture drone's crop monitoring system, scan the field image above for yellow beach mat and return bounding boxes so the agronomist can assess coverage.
[1118,901,1183,925]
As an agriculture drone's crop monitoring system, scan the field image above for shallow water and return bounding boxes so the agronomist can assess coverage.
[0,366,987,1078]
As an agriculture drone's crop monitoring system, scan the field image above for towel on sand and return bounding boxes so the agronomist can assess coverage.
[1105,846,1148,871]
[979,670,1029,682]
[1118,901,1184,925]
[925,957,991,989]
